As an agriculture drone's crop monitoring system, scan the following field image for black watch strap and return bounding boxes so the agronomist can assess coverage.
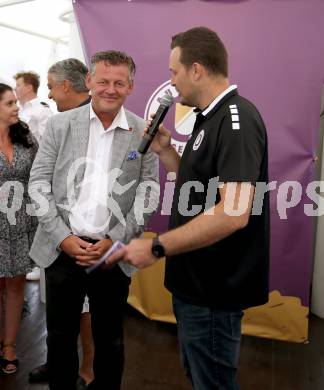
[151,236,166,258]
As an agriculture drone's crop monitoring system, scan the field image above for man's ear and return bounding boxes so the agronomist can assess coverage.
[127,80,134,95]
[85,72,92,90]
[192,62,203,81]
[26,84,34,94]
[62,80,70,93]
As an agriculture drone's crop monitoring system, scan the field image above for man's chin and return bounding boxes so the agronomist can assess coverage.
[98,102,120,113]
[179,98,192,107]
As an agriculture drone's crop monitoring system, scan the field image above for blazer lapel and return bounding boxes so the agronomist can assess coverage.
[110,121,133,171]
[70,106,90,194]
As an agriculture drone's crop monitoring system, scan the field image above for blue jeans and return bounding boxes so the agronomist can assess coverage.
[173,296,243,390]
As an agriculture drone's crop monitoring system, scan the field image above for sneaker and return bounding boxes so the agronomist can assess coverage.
[26,267,41,281]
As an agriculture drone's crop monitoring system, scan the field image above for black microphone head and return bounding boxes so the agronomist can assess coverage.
[138,94,174,155]
[159,94,174,107]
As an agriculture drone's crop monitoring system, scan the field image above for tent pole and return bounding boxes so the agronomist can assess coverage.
[0,21,68,44]
[0,0,36,8]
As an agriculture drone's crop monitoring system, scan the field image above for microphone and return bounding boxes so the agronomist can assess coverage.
[138,94,174,154]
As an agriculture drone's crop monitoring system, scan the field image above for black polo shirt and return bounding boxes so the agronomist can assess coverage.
[165,87,269,310]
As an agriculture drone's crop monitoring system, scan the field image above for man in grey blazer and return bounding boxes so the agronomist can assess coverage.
[29,58,93,388]
[28,51,159,390]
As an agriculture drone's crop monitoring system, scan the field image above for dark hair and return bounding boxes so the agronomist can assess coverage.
[171,26,228,77]
[90,50,136,81]
[13,71,40,93]
[0,83,34,148]
[48,58,89,93]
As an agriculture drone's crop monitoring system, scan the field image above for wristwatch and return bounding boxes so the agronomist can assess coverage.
[151,236,166,258]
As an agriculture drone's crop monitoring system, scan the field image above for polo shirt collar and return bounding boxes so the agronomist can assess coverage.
[194,85,238,117]
[202,84,238,115]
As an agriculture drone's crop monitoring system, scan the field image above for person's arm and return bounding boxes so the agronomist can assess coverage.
[28,118,92,258]
[159,182,254,255]
[146,122,181,174]
[106,182,254,268]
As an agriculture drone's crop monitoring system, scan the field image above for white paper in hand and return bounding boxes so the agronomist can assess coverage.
[86,240,124,274]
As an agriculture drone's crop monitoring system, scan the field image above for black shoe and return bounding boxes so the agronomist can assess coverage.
[76,375,89,390]
[28,362,49,383]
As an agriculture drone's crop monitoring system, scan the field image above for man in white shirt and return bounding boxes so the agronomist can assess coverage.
[14,71,53,141]
[14,71,53,282]
[28,51,159,390]
[29,59,93,390]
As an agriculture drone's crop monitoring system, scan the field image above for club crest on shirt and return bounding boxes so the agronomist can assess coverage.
[193,130,205,151]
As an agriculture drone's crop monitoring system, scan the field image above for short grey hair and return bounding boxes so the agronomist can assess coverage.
[90,50,136,81]
[48,58,89,93]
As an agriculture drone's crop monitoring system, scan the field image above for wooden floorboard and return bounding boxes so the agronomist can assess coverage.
[0,282,324,390]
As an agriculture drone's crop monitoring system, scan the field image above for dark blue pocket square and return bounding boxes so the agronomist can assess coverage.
[126,150,137,161]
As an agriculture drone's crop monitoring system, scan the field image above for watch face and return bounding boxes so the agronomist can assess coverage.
[152,238,165,258]
[152,247,161,258]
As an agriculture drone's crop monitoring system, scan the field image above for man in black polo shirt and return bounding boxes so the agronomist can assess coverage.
[108,26,269,390]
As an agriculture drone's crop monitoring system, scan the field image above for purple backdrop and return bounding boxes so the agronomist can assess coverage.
[74,0,324,306]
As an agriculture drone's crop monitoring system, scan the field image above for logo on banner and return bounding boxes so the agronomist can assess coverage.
[193,130,205,151]
[144,80,196,156]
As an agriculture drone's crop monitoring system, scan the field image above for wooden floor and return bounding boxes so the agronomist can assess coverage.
[1,282,324,390]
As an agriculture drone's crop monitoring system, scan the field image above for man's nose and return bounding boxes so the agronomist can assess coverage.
[104,84,116,94]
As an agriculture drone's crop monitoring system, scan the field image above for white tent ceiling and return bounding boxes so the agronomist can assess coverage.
[0,0,85,106]
[0,0,72,43]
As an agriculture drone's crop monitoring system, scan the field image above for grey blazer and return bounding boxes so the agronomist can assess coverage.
[28,104,159,268]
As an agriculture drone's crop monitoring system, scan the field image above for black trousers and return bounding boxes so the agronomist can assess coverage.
[45,252,130,390]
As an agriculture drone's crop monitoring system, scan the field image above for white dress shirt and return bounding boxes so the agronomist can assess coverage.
[19,97,53,141]
[69,104,130,239]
